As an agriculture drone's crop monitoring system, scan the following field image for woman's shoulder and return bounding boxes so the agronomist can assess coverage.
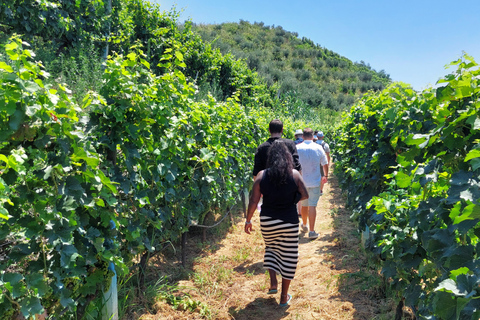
[256,169,266,180]
[292,169,302,183]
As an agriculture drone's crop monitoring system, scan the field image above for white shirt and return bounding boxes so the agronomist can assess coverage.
[316,139,330,153]
[297,140,328,187]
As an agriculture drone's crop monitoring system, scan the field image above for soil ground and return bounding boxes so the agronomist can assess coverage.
[125,169,409,320]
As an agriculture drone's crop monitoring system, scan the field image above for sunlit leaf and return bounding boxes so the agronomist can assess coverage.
[0,61,14,73]
[395,171,412,188]
[465,149,480,162]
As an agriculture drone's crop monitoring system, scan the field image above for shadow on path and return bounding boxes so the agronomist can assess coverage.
[228,297,291,320]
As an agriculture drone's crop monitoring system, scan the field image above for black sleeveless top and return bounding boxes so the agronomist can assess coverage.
[259,169,300,224]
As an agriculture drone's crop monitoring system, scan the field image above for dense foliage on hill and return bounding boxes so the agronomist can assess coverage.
[0,0,342,131]
[0,0,277,109]
[0,0,119,47]
[193,20,392,110]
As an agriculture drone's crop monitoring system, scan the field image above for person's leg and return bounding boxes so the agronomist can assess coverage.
[280,278,292,304]
[268,269,278,291]
[306,187,320,235]
[320,167,324,193]
[300,190,310,230]
[308,206,317,231]
[301,205,309,227]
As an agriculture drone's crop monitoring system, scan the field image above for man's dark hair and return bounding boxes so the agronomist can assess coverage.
[267,140,293,186]
[269,119,283,134]
[303,127,314,139]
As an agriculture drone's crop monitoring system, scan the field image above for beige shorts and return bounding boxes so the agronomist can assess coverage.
[301,186,321,207]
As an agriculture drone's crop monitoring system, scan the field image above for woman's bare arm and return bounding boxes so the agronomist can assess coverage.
[293,170,309,201]
[245,170,263,234]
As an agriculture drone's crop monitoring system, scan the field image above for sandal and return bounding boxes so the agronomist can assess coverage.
[267,288,278,294]
[279,293,292,307]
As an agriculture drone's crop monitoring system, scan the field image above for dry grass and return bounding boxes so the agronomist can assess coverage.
[121,166,406,320]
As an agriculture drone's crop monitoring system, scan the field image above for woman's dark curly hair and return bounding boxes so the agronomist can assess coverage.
[266,140,294,186]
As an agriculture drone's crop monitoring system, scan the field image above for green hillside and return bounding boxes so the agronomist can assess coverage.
[193,20,391,110]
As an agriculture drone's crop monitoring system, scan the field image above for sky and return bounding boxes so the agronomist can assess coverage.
[154,0,480,91]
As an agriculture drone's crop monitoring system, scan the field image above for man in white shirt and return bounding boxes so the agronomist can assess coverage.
[296,128,328,239]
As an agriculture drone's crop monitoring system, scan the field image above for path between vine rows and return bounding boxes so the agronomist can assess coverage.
[135,167,398,320]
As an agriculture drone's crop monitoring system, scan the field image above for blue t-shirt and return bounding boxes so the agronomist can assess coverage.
[294,138,304,145]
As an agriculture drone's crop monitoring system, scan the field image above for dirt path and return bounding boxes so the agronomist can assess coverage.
[134,170,395,319]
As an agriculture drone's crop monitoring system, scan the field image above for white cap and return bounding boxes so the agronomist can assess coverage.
[295,129,303,135]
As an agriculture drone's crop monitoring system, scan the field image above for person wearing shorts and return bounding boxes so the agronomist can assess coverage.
[296,128,328,239]
[316,131,331,193]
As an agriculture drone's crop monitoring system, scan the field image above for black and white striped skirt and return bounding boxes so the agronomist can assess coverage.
[260,215,299,280]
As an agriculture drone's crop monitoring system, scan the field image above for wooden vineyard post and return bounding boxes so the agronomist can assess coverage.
[181,232,187,267]
[395,298,404,320]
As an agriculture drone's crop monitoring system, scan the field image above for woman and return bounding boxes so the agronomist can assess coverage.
[245,140,309,307]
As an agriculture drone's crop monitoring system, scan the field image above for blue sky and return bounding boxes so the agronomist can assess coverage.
[154,0,480,91]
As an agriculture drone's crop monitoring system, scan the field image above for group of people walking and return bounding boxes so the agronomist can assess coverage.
[244,119,331,307]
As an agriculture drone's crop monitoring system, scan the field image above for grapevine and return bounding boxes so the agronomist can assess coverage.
[335,54,480,318]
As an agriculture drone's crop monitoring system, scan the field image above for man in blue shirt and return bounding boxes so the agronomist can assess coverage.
[294,129,304,145]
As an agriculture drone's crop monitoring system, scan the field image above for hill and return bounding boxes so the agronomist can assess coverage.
[193,20,391,110]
